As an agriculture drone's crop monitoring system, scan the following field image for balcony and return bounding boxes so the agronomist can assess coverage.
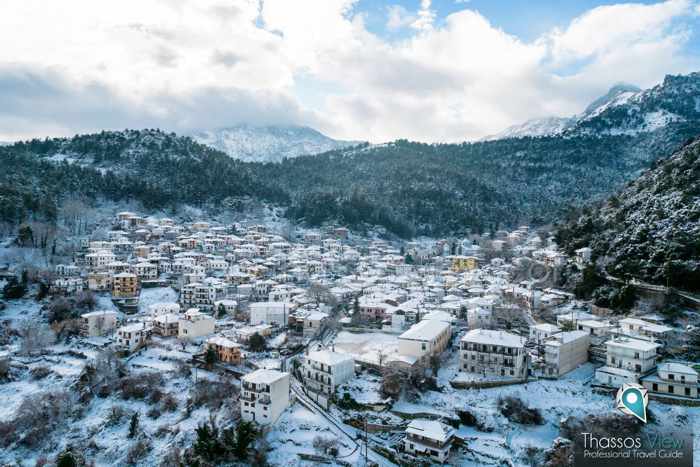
[257,395,271,405]
[240,392,255,402]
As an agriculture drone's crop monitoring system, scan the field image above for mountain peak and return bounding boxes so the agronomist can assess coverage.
[582,83,641,116]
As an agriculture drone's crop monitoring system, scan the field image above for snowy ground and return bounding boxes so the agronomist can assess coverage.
[137,287,178,314]
[333,331,400,366]
[266,404,363,466]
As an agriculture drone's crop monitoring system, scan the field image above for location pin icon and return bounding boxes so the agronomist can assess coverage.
[621,387,647,423]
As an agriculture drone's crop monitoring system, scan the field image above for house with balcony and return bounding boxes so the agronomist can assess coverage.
[403,419,455,464]
[460,329,528,380]
[240,369,290,425]
[301,350,355,408]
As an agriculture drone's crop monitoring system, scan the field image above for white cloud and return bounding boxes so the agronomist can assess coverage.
[0,0,697,142]
[411,0,436,32]
[386,5,415,30]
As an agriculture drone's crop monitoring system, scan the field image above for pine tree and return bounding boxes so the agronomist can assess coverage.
[205,346,217,368]
[128,412,140,438]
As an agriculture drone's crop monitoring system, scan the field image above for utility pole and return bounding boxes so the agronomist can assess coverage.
[364,416,368,467]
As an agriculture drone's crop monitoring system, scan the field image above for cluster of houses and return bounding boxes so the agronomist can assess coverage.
[47,213,698,465]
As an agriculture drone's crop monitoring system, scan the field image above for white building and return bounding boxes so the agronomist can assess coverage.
[543,331,590,378]
[460,329,528,379]
[178,308,216,340]
[303,311,328,338]
[617,318,674,345]
[301,350,355,408]
[403,419,455,464]
[80,310,118,337]
[595,337,660,386]
[240,369,290,425]
[641,362,700,400]
[249,302,292,327]
[116,322,149,352]
[529,323,561,344]
[153,313,180,337]
[398,319,451,364]
[148,302,181,316]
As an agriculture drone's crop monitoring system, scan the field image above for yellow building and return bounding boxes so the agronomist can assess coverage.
[450,255,479,272]
[112,272,140,298]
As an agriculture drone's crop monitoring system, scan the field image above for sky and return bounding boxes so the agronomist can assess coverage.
[0,0,699,143]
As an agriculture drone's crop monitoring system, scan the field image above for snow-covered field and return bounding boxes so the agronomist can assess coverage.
[333,331,400,365]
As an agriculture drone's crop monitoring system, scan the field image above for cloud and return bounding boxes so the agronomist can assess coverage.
[411,0,436,32]
[0,64,315,141]
[386,5,415,30]
[0,0,697,142]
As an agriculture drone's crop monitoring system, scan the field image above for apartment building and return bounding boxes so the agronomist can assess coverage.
[88,271,113,291]
[301,350,355,408]
[112,272,140,298]
[543,330,590,378]
[240,369,290,425]
[595,337,660,386]
[460,329,528,379]
[80,310,118,337]
[178,308,216,340]
[180,281,226,310]
[403,419,455,464]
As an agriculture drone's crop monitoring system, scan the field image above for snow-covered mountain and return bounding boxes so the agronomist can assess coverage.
[192,124,358,163]
[486,80,700,140]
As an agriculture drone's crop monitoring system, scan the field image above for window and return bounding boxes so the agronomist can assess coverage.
[652,383,658,391]
[668,385,674,394]
[668,374,675,380]
[421,343,426,351]
[685,387,691,396]
[634,352,639,359]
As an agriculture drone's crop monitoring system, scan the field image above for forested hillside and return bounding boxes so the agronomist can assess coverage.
[262,124,697,236]
[556,138,700,292]
[1,124,698,237]
[0,130,287,224]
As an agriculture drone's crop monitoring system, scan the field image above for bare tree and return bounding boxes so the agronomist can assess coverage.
[18,320,55,356]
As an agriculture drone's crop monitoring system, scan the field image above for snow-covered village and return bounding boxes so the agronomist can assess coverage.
[0,207,698,466]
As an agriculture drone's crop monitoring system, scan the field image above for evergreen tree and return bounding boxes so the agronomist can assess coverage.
[205,346,218,368]
[128,412,140,438]
[248,333,266,352]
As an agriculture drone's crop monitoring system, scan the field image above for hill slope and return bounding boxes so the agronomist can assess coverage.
[556,138,700,292]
